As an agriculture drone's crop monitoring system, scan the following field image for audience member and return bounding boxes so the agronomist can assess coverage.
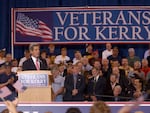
[0,62,18,101]
[107,46,121,64]
[18,49,30,67]
[106,74,120,96]
[81,57,93,71]
[89,50,101,66]
[144,44,150,59]
[111,59,120,68]
[73,50,82,65]
[87,68,106,101]
[93,60,101,70]
[65,65,73,76]
[112,67,128,94]
[63,65,85,101]
[141,59,150,79]
[2,100,23,113]
[5,53,12,64]
[76,61,85,75]
[147,55,150,67]
[89,101,111,113]
[101,59,111,80]
[84,44,93,59]
[66,107,82,113]
[40,50,50,66]
[102,43,113,59]
[2,101,17,113]
[47,44,57,67]
[112,85,124,101]
[133,61,145,81]
[58,63,66,77]
[54,47,70,65]
[48,44,57,56]
[11,59,19,73]
[127,48,140,68]
[126,72,137,98]
[133,78,144,99]
[51,66,64,101]
[119,58,133,77]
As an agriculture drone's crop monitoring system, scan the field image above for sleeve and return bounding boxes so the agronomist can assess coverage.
[61,77,65,87]
[54,56,60,64]
[64,76,73,92]
[77,76,85,93]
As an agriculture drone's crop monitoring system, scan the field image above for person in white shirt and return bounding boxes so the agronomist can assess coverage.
[144,44,150,59]
[73,50,82,65]
[102,43,113,59]
[51,66,64,102]
[81,56,93,71]
[54,47,70,65]
[18,50,30,67]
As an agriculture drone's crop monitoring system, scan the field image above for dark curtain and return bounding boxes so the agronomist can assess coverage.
[0,0,150,59]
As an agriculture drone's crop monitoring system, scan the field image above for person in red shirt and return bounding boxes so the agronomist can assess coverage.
[141,59,150,78]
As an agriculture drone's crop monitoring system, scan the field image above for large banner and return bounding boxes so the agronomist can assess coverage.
[12,6,150,44]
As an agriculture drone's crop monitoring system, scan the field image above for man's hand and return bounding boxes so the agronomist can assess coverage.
[7,77,14,84]
[72,89,78,96]
[91,96,97,101]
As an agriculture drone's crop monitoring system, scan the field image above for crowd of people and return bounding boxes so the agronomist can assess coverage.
[0,43,150,102]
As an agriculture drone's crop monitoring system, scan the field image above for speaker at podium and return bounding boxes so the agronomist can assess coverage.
[17,70,54,102]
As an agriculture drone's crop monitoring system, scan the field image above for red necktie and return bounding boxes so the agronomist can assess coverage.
[36,59,40,70]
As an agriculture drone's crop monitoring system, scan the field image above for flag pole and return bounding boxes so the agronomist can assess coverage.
[11,8,14,59]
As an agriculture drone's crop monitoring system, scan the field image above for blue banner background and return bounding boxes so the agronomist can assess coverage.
[13,6,150,44]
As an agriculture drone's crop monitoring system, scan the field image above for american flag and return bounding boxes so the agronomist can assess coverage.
[16,13,53,40]
[0,87,11,98]
[13,80,27,92]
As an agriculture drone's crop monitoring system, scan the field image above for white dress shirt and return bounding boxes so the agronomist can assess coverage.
[54,55,70,64]
[31,56,40,69]
[19,57,27,67]
[102,49,113,59]
[73,58,80,65]
[144,49,150,59]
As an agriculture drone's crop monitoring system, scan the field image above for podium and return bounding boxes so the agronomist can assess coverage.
[17,71,53,102]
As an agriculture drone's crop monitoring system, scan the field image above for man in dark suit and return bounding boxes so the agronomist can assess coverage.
[63,65,85,101]
[87,68,107,101]
[111,67,129,95]
[22,43,48,71]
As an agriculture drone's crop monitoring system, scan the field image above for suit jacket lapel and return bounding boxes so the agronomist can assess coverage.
[30,58,37,70]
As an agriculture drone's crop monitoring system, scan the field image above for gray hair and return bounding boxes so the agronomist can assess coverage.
[51,66,59,73]
[128,48,135,53]
[29,43,40,51]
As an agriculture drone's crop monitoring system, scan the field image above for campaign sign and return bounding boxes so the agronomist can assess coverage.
[12,6,150,44]
[18,71,49,87]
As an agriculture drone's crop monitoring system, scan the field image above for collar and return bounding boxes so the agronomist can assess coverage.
[94,75,99,81]
[31,56,38,63]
